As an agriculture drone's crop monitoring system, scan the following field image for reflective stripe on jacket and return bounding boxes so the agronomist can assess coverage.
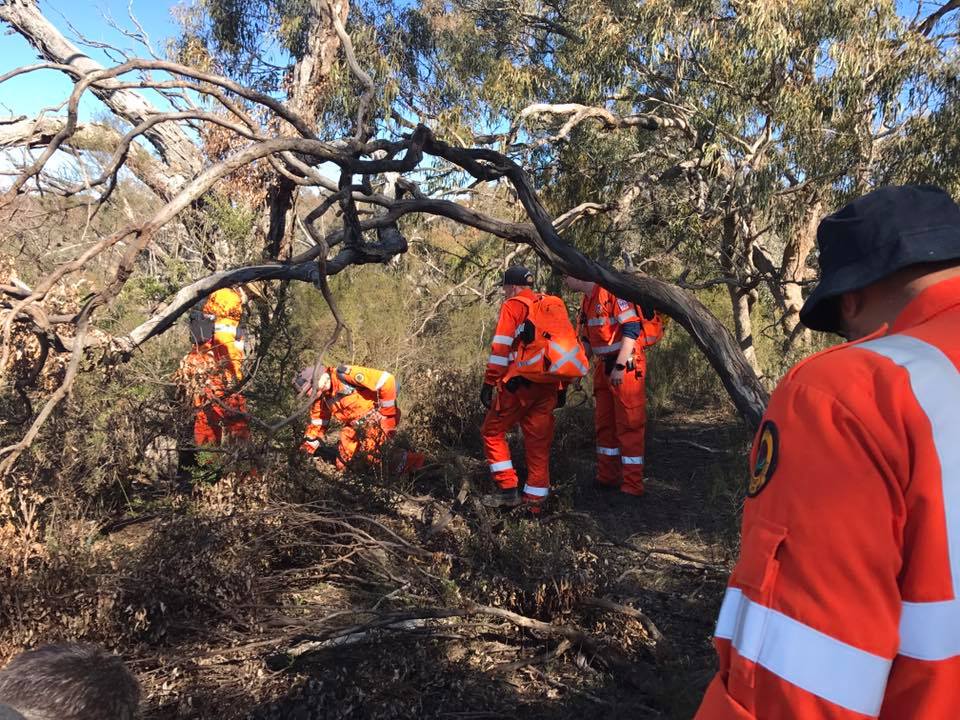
[484,288,536,385]
[579,285,663,357]
[696,275,960,720]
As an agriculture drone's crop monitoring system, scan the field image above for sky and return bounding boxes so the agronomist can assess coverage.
[1,0,182,120]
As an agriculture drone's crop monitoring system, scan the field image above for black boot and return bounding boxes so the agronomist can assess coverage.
[481,487,520,508]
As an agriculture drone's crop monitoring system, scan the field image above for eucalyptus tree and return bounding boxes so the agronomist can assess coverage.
[377,0,960,367]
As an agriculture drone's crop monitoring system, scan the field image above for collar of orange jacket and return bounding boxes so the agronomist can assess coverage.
[890,275,960,334]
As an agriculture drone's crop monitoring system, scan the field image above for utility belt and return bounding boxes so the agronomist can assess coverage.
[602,356,638,376]
[503,376,533,393]
[350,407,383,430]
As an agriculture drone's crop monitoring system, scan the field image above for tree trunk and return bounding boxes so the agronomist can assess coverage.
[728,285,759,372]
[260,0,349,260]
[264,176,297,260]
[721,213,762,378]
[780,198,821,344]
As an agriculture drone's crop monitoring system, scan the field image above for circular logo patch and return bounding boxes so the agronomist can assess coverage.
[748,421,779,497]
[354,373,364,383]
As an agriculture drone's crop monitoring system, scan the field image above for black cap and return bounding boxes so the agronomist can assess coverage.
[800,185,960,332]
[502,265,534,286]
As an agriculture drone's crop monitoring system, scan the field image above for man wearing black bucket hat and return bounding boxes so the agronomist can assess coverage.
[697,185,960,719]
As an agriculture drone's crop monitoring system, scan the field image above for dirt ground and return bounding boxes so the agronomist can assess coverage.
[104,407,750,720]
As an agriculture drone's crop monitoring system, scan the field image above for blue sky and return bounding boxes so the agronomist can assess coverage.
[1,0,182,119]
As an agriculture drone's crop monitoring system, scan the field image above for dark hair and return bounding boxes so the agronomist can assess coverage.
[0,645,140,720]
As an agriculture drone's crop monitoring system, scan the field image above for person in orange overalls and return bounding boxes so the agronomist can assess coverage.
[479,266,567,512]
[696,185,960,719]
[176,287,250,448]
[564,275,663,497]
[294,364,425,474]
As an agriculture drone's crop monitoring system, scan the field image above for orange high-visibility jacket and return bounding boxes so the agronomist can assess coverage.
[485,287,537,386]
[696,276,960,720]
[301,365,399,452]
[485,288,572,387]
[578,285,663,361]
[203,288,245,381]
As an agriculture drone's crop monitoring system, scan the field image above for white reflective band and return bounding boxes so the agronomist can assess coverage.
[547,341,588,375]
[617,309,638,323]
[861,334,960,595]
[310,418,328,426]
[860,335,960,662]
[643,335,659,343]
[487,354,510,367]
[596,446,620,456]
[380,399,396,408]
[716,588,891,717]
[374,372,392,390]
[489,460,514,473]
[899,598,960,660]
[587,317,617,327]
[517,351,544,368]
[214,323,238,334]
[523,485,549,498]
[304,439,320,449]
[593,342,623,355]
[621,455,644,465]
[493,334,514,346]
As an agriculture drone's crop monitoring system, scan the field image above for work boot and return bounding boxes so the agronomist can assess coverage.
[592,478,620,492]
[481,487,520,508]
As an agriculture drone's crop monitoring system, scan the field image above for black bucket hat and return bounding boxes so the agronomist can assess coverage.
[502,265,534,286]
[800,184,960,332]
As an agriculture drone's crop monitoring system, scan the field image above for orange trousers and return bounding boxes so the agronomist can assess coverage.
[480,381,557,504]
[193,395,250,447]
[593,362,647,495]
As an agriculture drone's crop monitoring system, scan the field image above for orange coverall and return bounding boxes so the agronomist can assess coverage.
[179,339,250,446]
[480,287,560,507]
[696,275,960,719]
[178,287,250,446]
[300,365,416,470]
[579,285,663,495]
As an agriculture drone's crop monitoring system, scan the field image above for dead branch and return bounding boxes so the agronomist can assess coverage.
[512,102,694,144]
[491,638,573,674]
[582,596,671,657]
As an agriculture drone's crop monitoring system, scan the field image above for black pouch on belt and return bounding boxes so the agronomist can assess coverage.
[603,356,616,375]
[504,376,531,393]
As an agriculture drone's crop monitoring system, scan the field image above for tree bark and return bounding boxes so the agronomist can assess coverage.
[721,213,762,378]
[780,198,820,342]
[261,0,349,260]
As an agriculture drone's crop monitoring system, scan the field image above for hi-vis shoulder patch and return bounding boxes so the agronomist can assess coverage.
[748,421,779,497]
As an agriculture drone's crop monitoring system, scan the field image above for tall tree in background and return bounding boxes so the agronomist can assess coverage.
[369,0,960,367]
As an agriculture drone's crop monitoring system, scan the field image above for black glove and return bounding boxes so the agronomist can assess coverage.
[480,383,494,409]
[556,387,567,408]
